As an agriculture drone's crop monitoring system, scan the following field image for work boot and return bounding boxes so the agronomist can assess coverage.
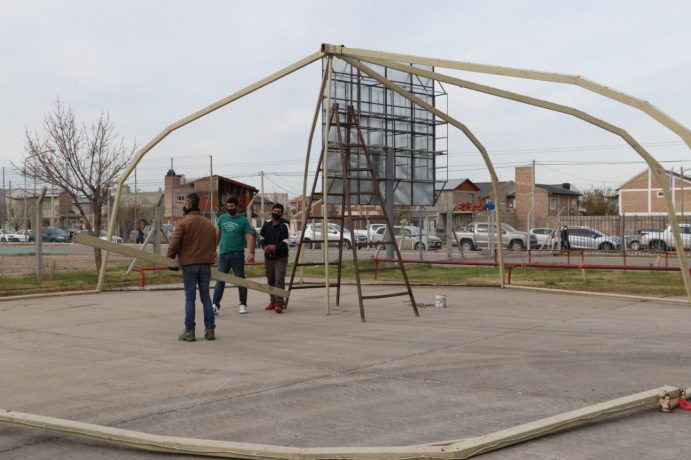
[204,328,215,340]
[178,330,196,342]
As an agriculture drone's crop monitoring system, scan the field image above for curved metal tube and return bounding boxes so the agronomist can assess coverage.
[96,51,324,290]
[325,45,691,149]
[340,56,506,287]
[357,56,691,304]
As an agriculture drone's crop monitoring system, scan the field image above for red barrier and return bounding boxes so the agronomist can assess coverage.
[370,257,689,285]
[133,262,264,288]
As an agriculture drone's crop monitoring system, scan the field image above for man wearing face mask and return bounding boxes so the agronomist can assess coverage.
[212,196,255,315]
[259,203,290,313]
[167,193,217,341]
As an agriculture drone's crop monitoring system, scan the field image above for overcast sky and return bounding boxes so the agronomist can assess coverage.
[1,0,690,198]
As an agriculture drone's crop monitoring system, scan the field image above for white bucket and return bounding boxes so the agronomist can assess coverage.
[435,294,446,308]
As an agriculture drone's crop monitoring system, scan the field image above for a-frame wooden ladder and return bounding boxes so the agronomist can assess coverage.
[288,104,418,321]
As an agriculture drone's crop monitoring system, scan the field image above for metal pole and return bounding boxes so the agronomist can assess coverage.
[209,155,212,217]
[35,187,47,282]
[322,65,333,316]
[23,171,27,230]
[134,167,138,238]
[531,159,536,232]
[385,147,395,260]
[1,166,5,231]
[260,171,265,222]
[170,158,174,225]
[682,166,685,219]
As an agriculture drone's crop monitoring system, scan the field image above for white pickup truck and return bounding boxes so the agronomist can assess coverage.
[353,224,386,248]
[640,224,691,251]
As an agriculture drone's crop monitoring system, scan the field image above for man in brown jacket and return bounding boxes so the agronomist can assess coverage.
[167,193,217,341]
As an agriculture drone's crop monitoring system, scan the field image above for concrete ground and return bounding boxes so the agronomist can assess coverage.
[1,283,690,459]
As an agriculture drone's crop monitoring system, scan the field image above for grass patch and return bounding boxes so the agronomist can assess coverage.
[0,260,685,298]
[0,266,183,297]
[292,261,686,297]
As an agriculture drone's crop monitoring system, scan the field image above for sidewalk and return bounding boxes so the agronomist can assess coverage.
[1,285,689,459]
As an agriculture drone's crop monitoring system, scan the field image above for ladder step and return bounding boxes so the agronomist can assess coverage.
[290,284,333,290]
[361,291,410,300]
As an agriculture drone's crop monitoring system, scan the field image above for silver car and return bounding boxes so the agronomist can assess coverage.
[566,226,621,250]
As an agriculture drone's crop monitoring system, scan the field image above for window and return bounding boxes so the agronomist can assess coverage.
[656,191,664,198]
[549,197,557,210]
[176,194,185,202]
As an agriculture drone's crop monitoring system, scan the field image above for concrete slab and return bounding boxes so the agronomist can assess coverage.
[0,284,690,459]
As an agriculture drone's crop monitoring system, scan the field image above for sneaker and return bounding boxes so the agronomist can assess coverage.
[204,328,215,340]
[178,330,196,342]
[212,304,220,315]
[274,304,283,314]
[238,304,248,314]
[265,303,275,311]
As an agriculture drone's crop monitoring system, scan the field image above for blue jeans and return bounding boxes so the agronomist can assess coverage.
[182,264,215,332]
[213,251,247,306]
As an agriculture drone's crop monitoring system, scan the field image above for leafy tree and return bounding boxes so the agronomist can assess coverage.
[581,187,618,215]
[18,100,135,269]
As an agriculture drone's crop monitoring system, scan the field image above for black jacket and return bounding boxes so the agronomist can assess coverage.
[260,218,290,260]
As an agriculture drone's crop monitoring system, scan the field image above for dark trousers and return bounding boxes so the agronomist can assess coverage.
[265,257,288,306]
[213,251,247,306]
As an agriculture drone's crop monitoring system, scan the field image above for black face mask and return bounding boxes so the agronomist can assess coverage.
[183,206,192,215]
[272,213,282,221]
[227,208,238,216]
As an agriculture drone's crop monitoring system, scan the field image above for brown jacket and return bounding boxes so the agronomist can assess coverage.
[166,211,216,266]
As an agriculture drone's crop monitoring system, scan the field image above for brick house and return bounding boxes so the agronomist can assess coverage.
[618,168,691,215]
[513,165,581,231]
[164,170,258,222]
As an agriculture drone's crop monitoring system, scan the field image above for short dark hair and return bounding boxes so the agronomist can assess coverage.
[272,203,284,212]
[226,197,238,206]
[186,193,200,209]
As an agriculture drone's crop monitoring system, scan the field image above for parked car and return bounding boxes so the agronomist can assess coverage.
[301,222,354,249]
[100,230,123,244]
[566,226,621,250]
[530,228,558,249]
[371,225,442,250]
[0,229,9,242]
[640,224,691,251]
[454,222,534,251]
[8,229,32,242]
[624,228,662,250]
[29,227,69,243]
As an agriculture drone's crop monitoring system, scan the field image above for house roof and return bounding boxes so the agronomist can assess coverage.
[507,183,581,198]
[190,174,259,192]
[436,178,480,192]
[537,183,582,196]
[473,181,515,197]
[617,168,691,191]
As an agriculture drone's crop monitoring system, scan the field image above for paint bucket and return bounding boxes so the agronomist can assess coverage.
[435,294,446,308]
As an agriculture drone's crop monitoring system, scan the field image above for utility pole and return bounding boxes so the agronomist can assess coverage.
[170,157,174,224]
[531,159,536,232]
[210,154,214,220]
[260,170,265,221]
[1,166,5,230]
[23,169,27,230]
[51,183,55,227]
[134,167,138,236]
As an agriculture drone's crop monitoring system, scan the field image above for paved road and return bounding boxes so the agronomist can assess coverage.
[1,285,690,459]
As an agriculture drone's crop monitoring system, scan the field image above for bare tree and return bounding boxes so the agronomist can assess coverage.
[18,100,135,269]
